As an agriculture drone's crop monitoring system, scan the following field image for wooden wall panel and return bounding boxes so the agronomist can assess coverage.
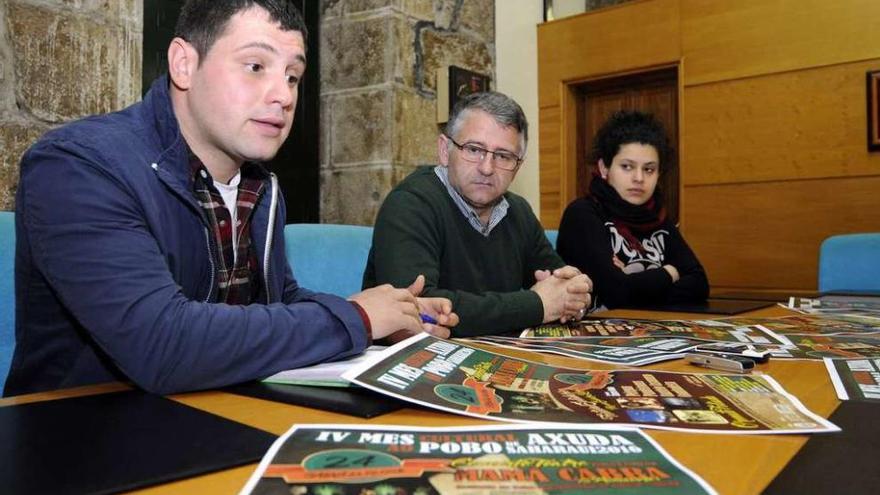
[682,59,880,186]
[537,0,680,108]
[681,0,880,86]
[683,177,880,291]
[539,0,880,292]
[539,105,563,225]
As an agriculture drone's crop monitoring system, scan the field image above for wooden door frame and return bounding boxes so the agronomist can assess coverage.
[576,67,680,222]
[553,63,683,227]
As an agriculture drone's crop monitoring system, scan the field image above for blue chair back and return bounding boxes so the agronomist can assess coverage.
[0,211,15,389]
[545,229,559,249]
[818,233,880,294]
[284,224,373,298]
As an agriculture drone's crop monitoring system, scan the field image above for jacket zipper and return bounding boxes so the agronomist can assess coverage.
[151,161,273,304]
[262,174,279,303]
[202,226,216,302]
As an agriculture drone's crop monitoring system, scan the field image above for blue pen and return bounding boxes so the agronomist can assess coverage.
[420,313,438,325]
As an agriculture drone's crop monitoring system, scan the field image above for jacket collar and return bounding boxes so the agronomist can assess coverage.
[140,75,190,186]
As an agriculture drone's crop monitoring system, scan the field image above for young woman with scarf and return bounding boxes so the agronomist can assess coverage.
[556,110,709,310]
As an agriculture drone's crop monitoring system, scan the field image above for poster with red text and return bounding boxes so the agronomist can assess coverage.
[343,334,838,435]
[240,424,717,495]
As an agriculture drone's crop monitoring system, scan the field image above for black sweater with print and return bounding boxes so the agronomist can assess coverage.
[557,197,709,309]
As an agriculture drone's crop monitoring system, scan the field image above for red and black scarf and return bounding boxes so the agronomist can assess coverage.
[588,171,667,254]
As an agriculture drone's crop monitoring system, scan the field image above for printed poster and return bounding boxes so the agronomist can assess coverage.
[767,334,880,360]
[823,358,880,402]
[718,315,880,336]
[461,335,699,366]
[240,424,718,495]
[786,297,880,319]
[520,317,880,360]
[343,334,838,435]
[522,320,790,346]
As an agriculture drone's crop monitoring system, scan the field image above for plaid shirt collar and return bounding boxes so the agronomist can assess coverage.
[189,151,266,304]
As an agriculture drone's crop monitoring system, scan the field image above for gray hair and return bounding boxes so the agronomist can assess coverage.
[445,91,528,155]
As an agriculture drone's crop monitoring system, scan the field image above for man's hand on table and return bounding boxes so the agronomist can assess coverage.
[349,274,457,343]
[532,265,593,323]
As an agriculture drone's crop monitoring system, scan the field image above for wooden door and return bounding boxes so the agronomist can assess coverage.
[575,68,679,222]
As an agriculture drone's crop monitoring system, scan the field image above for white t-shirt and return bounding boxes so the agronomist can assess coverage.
[213,171,242,263]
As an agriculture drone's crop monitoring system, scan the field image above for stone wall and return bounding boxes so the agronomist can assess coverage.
[0,0,492,222]
[320,0,495,224]
[0,0,142,211]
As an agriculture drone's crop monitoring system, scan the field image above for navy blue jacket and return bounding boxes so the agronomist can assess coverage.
[5,77,368,396]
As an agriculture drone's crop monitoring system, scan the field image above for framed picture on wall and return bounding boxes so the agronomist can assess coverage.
[436,66,491,123]
[450,66,490,106]
[868,70,880,151]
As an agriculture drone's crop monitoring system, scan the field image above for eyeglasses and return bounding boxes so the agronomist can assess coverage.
[445,135,523,171]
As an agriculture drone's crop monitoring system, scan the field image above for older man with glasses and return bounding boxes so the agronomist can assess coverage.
[363,91,592,337]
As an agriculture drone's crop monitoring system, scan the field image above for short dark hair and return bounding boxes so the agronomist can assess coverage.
[591,110,671,170]
[445,91,529,155]
[175,0,307,61]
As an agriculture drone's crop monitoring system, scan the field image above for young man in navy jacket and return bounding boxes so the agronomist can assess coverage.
[5,0,455,396]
